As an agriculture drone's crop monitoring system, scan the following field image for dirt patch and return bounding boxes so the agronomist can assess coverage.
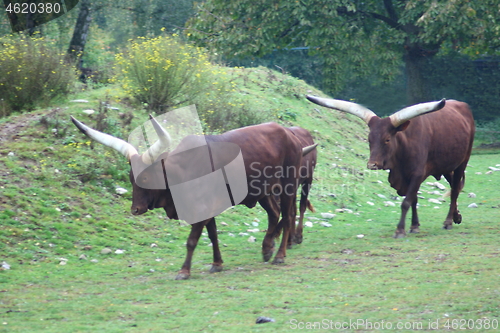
[0,111,46,143]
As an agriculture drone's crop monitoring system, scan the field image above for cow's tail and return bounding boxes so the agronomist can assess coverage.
[459,174,466,192]
[306,199,315,212]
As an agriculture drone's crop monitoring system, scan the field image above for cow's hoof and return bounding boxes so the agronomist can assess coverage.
[175,273,190,280]
[263,251,273,262]
[293,234,303,245]
[409,227,420,234]
[272,257,285,265]
[210,265,223,273]
[443,224,453,230]
[453,212,462,224]
[393,232,406,239]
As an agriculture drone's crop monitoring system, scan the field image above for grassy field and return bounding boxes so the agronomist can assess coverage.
[1,69,499,332]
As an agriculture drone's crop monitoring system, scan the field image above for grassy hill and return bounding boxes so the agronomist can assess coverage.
[0,67,377,261]
[1,67,499,332]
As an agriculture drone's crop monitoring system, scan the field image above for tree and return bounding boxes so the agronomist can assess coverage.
[67,0,92,67]
[186,0,500,104]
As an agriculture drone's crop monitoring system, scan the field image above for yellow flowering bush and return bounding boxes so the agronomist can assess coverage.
[114,35,214,112]
[0,35,75,117]
[114,35,268,132]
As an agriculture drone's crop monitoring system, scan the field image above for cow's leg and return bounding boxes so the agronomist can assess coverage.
[273,186,296,264]
[444,165,466,229]
[395,177,422,238]
[443,173,455,229]
[287,203,296,250]
[205,217,223,273]
[175,220,207,280]
[409,199,420,233]
[259,196,280,262]
[291,182,311,245]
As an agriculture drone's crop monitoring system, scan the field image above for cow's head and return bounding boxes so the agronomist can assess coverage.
[306,95,445,170]
[71,115,177,217]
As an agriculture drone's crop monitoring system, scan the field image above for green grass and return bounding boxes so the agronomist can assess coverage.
[1,69,499,332]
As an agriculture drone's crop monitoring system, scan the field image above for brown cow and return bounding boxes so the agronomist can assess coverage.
[287,127,317,245]
[71,116,317,279]
[261,126,317,247]
[306,96,475,238]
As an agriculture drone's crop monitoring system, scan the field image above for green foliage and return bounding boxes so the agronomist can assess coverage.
[133,0,195,36]
[0,34,76,116]
[90,0,195,45]
[112,35,276,132]
[405,0,500,55]
[113,34,215,112]
[0,7,12,36]
[186,0,500,101]
[80,27,117,84]
[185,0,396,92]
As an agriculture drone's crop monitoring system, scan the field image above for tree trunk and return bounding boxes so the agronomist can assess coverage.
[67,0,92,68]
[404,43,439,105]
[404,48,429,105]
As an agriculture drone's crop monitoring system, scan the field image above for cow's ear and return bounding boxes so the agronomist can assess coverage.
[396,121,410,132]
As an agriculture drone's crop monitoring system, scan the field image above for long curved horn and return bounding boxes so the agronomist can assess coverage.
[70,116,138,160]
[389,99,446,127]
[149,114,172,143]
[306,95,377,124]
[140,115,172,164]
[302,143,319,156]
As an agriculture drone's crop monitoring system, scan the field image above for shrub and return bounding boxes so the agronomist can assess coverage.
[0,34,76,116]
[114,35,270,132]
[114,34,214,112]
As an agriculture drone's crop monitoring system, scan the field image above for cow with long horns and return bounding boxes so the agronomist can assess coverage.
[262,126,317,248]
[306,96,475,238]
[71,116,317,279]
[286,126,317,245]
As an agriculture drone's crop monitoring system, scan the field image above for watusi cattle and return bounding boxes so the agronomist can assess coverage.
[286,127,317,245]
[71,116,317,279]
[306,95,475,238]
[260,126,317,247]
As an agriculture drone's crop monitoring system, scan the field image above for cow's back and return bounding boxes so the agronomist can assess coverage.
[215,122,296,170]
[208,122,303,206]
[399,100,475,178]
[287,126,315,147]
